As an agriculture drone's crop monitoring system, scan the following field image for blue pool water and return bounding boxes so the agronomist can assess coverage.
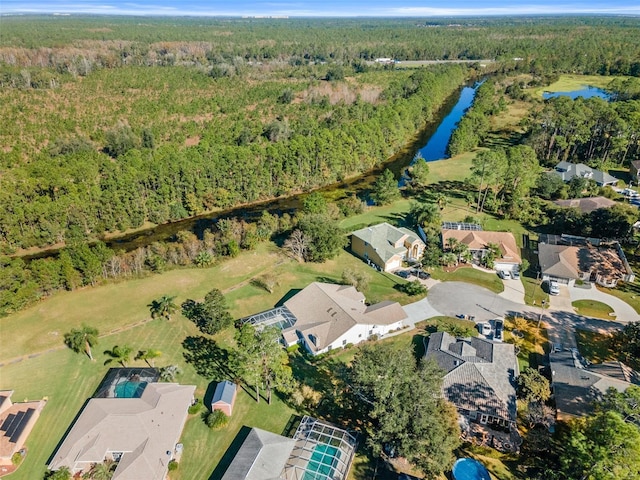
[303,444,340,480]
[114,381,147,398]
[452,458,491,480]
[542,86,610,100]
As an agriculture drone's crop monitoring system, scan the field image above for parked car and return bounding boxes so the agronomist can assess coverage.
[511,270,520,280]
[498,270,511,280]
[411,268,431,280]
[549,280,560,295]
[479,323,492,336]
[494,319,504,341]
[394,270,409,279]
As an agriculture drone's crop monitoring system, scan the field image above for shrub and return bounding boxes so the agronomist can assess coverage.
[188,399,203,415]
[397,280,427,296]
[11,451,23,465]
[204,410,229,430]
[168,460,179,471]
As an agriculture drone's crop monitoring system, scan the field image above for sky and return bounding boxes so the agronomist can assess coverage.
[2,0,640,17]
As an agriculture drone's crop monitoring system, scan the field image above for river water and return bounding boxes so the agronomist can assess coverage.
[21,80,482,260]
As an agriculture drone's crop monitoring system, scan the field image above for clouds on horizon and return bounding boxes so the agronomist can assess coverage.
[3,1,640,16]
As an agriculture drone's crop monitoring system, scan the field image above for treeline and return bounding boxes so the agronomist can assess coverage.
[527,96,640,167]
[0,65,466,251]
[1,16,640,78]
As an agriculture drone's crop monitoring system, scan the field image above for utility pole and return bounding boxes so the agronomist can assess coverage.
[538,299,546,329]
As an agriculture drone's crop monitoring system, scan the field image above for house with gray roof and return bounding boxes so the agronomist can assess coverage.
[550,347,640,420]
[425,332,520,449]
[281,282,407,355]
[350,223,425,272]
[221,416,357,480]
[553,161,618,187]
[553,196,616,213]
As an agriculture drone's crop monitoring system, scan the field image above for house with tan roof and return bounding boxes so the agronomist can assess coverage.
[48,380,195,479]
[441,229,521,272]
[0,391,46,467]
[538,240,634,287]
[350,223,425,272]
[425,332,520,451]
[553,196,616,213]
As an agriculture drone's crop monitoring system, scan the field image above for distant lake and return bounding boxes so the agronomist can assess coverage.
[416,82,482,161]
[542,86,611,100]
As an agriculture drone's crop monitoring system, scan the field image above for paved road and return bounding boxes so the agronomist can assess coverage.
[568,284,640,322]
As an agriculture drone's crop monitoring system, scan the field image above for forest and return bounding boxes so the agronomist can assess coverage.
[2,16,640,316]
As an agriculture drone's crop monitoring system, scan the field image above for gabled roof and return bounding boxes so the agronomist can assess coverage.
[441,229,521,264]
[221,428,296,480]
[212,381,236,406]
[553,196,616,213]
[49,383,195,479]
[351,223,424,264]
[553,161,618,186]
[538,244,581,279]
[426,332,518,422]
[550,349,640,419]
[283,283,407,353]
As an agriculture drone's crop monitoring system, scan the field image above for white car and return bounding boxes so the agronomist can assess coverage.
[549,280,560,296]
[480,323,492,336]
[498,270,511,280]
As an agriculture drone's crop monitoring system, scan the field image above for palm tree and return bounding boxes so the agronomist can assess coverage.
[435,192,448,211]
[135,349,162,367]
[103,345,133,367]
[159,364,182,382]
[83,460,116,480]
[64,326,99,361]
[410,202,440,227]
[148,295,178,321]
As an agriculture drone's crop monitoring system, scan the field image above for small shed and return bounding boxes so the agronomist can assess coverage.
[211,381,237,416]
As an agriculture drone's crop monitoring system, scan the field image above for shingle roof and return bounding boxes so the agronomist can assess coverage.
[49,383,195,479]
[221,428,296,480]
[441,230,521,264]
[426,332,518,422]
[351,223,424,264]
[553,196,616,213]
[538,244,580,279]
[550,350,640,419]
[283,283,407,353]
[553,161,618,186]
[212,381,236,406]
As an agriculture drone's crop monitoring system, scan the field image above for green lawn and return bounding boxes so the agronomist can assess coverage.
[504,317,548,371]
[339,199,412,231]
[575,329,617,364]
[531,74,619,97]
[521,276,549,307]
[430,266,504,294]
[597,283,640,315]
[572,300,615,320]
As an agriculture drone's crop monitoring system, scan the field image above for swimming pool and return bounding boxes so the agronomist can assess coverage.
[114,381,147,398]
[303,444,340,480]
[452,458,491,480]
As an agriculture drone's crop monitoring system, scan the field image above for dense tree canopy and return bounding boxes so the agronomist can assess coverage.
[349,343,460,477]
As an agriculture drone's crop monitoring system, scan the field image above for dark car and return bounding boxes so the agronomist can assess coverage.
[494,318,504,342]
[394,270,410,279]
[411,269,431,280]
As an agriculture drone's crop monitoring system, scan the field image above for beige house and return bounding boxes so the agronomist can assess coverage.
[441,229,521,272]
[280,282,407,355]
[49,382,195,479]
[538,242,634,287]
[0,391,46,466]
[350,223,425,272]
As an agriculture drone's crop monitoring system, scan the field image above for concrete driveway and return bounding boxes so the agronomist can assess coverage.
[548,285,573,311]
[569,284,640,323]
[402,296,443,328]
[499,278,526,304]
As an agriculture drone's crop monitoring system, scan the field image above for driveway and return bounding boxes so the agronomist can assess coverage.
[499,278,526,304]
[568,284,640,323]
[402,296,443,328]
[548,285,573,311]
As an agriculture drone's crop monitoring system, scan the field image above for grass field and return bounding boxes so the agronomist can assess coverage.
[575,329,617,364]
[504,317,548,371]
[532,74,618,97]
[597,283,640,314]
[572,300,615,320]
[430,266,504,294]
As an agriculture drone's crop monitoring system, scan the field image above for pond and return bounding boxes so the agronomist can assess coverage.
[542,86,610,100]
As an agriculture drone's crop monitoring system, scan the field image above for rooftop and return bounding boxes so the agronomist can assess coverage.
[441,229,521,264]
[553,161,618,186]
[553,196,617,213]
[351,223,424,264]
